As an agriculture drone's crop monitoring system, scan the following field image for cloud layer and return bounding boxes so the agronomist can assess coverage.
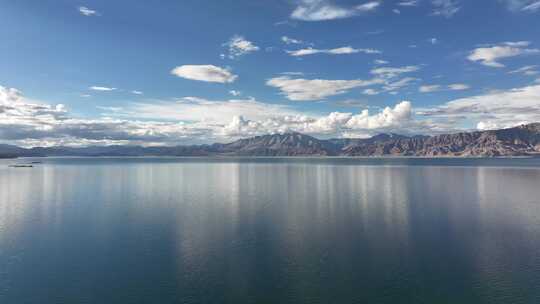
[0,85,426,146]
[3,83,540,147]
[418,84,540,130]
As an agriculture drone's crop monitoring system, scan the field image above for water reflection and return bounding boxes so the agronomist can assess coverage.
[1,159,540,303]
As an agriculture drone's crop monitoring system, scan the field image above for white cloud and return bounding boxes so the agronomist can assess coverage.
[431,0,461,17]
[355,67,421,95]
[356,1,381,11]
[362,89,380,96]
[224,35,259,59]
[78,6,98,16]
[0,85,304,146]
[393,9,401,14]
[124,97,299,124]
[11,83,538,146]
[508,65,539,75]
[500,0,540,12]
[97,106,123,112]
[383,77,418,92]
[229,90,242,96]
[476,121,503,131]
[467,41,540,68]
[99,98,423,139]
[280,72,305,76]
[374,59,389,65]
[448,83,470,90]
[4,80,538,147]
[522,1,540,11]
[398,1,419,6]
[419,85,442,93]
[430,38,438,44]
[346,101,413,130]
[132,90,144,95]
[281,36,305,45]
[220,101,415,138]
[90,86,116,91]
[370,65,420,78]
[290,0,381,21]
[170,65,238,83]
[266,76,384,101]
[420,83,470,92]
[287,46,381,56]
[418,84,540,130]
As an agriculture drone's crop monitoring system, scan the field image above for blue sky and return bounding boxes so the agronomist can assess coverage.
[1,0,540,146]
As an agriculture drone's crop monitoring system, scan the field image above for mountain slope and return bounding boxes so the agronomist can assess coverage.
[215,132,336,156]
[343,123,540,156]
[1,123,540,157]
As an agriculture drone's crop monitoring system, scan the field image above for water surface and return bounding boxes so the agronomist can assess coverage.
[1,158,540,303]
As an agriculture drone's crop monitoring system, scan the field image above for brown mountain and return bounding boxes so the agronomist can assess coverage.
[343,123,540,157]
[1,123,540,157]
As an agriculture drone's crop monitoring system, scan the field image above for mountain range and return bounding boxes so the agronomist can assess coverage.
[1,123,540,158]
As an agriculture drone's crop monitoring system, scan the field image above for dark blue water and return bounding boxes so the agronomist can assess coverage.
[1,158,540,303]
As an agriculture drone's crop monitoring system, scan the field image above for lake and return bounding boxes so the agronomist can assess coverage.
[1,158,540,303]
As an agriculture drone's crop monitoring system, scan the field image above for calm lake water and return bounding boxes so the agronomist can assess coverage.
[1,158,540,303]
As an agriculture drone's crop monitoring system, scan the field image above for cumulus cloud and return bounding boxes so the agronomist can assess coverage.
[266,76,384,101]
[131,90,143,95]
[286,46,381,56]
[346,101,413,129]
[223,35,259,59]
[290,0,381,21]
[78,6,99,16]
[170,65,238,83]
[219,101,415,138]
[467,41,540,68]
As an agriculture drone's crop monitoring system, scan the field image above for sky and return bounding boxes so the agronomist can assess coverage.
[1,0,540,147]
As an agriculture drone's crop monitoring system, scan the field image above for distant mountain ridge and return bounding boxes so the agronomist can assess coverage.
[2,123,540,158]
